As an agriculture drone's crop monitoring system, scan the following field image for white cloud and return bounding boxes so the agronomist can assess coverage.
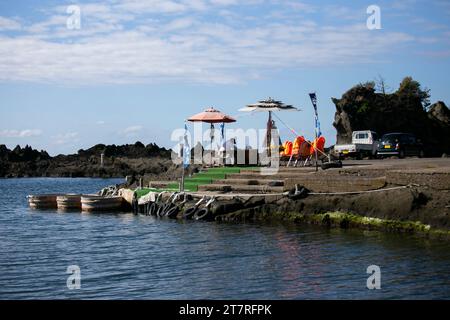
[52,132,79,145]
[0,1,419,85]
[0,16,21,31]
[115,0,187,14]
[0,129,42,138]
[122,125,143,136]
[164,17,195,31]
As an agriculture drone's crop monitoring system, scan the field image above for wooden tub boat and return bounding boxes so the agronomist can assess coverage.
[57,194,82,210]
[27,194,60,209]
[81,195,124,212]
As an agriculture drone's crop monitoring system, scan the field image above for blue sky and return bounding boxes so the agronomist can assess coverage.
[0,0,449,155]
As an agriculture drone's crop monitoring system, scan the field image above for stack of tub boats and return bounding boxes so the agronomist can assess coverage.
[27,194,125,212]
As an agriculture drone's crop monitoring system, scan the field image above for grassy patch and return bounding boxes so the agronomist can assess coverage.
[137,166,259,195]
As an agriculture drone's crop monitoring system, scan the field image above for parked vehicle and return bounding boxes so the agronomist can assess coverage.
[334,130,379,159]
[377,133,424,158]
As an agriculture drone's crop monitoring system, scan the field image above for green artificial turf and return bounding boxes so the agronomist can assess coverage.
[136,166,260,196]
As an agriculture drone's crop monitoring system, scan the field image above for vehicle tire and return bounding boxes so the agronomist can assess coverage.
[194,208,211,221]
[321,161,342,171]
[157,204,167,217]
[165,206,180,219]
[419,150,425,158]
[399,150,405,159]
[183,207,197,220]
[288,186,309,200]
[132,198,139,215]
[148,203,158,216]
[163,204,175,217]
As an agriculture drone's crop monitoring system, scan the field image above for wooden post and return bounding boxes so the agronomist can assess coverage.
[210,123,214,167]
[267,111,272,164]
[315,141,319,172]
[180,142,185,192]
[100,153,104,168]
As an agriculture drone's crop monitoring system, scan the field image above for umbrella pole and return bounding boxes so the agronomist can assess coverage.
[314,124,318,172]
[267,111,272,162]
[315,140,319,172]
[210,123,214,167]
[180,142,185,192]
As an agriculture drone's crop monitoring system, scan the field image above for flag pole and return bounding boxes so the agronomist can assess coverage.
[180,122,189,192]
[180,142,185,192]
[309,93,319,172]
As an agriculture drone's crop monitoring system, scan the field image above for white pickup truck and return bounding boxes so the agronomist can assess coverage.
[334,130,379,159]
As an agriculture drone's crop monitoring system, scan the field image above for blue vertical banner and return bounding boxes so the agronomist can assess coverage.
[309,93,322,137]
[183,124,191,169]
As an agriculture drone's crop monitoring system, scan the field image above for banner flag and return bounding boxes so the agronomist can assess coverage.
[183,124,191,169]
[309,93,322,137]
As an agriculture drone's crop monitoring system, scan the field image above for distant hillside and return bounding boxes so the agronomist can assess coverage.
[332,77,450,156]
[0,142,175,179]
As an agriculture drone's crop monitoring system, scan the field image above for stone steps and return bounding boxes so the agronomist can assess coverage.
[226,173,314,180]
[148,181,172,188]
[213,178,284,186]
[198,184,285,193]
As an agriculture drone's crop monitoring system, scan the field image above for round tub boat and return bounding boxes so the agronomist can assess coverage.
[81,195,124,212]
[57,194,82,210]
[27,194,61,209]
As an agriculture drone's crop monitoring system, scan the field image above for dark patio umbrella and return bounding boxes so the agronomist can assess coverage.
[239,98,299,157]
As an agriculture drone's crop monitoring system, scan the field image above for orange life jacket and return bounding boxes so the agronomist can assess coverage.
[310,136,326,155]
[292,136,305,156]
[280,141,293,157]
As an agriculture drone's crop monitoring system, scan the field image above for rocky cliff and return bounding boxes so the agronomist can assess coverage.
[0,142,176,179]
[332,77,450,156]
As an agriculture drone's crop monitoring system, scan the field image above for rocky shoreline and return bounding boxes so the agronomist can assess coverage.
[0,142,181,180]
[332,77,450,156]
[212,186,450,240]
[123,158,449,239]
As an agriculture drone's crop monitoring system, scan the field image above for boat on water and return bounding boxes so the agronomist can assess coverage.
[56,194,82,210]
[28,194,124,212]
[81,195,124,212]
[27,194,61,209]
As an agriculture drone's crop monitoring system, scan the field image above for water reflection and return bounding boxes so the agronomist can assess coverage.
[1,178,450,300]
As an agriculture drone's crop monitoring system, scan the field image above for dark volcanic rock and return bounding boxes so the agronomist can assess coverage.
[0,144,50,162]
[332,77,450,156]
[429,101,450,125]
[0,142,175,179]
[77,141,171,159]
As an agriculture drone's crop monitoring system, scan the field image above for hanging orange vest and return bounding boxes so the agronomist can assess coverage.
[292,136,305,156]
[280,141,293,157]
[310,136,326,155]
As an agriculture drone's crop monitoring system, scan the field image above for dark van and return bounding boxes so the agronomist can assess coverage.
[377,133,424,158]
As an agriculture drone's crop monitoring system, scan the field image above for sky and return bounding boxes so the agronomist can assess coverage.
[0,0,449,155]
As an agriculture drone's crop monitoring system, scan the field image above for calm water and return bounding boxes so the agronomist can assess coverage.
[0,178,449,300]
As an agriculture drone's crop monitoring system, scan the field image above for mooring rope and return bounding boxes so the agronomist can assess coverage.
[187,184,418,199]
[271,112,329,159]
[308,184,415,196]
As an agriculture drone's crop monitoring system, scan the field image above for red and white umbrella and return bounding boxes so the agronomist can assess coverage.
[187,107,236,166]
[187,107,236,124]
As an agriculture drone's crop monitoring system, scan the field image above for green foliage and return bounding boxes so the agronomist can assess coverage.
[398,76,431,110]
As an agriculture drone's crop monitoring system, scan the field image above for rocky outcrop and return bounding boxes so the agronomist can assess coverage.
[0,145,50,162]
[332,77,450,156]
[0,142,176,179]
[428,101,450,127]
[77,141,171,159]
